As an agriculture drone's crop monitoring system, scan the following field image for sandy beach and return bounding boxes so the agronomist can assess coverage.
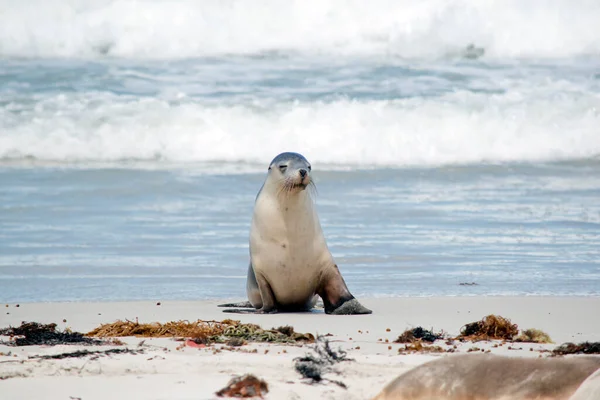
[1,296,599,399]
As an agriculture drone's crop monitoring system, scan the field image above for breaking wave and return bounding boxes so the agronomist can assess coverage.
[1,0,599,59]
[1,88,599,168]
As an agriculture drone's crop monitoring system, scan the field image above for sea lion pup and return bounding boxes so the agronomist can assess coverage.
[221,152,371,315]
[372,354,600,400]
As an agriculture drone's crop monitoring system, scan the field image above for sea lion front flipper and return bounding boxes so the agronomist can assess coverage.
[220,264,278,313]
[318,265,372,315]
[246,262,262,308]
[253,271,278,313]
[218,264,256,309]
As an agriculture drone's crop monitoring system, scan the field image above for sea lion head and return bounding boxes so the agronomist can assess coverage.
[268,152,312,193]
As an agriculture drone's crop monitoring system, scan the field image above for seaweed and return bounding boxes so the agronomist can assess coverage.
[394,327,444,344]
[294,336,352,388]
[553,342,600,355]
[87,319,237,339]
[398,341,447,354]
[216,374,269,398]
[29,348,141,360]
[274,325,294,337]
[0,322,103,346]
[458,315,519,341]
[515,328,553,344]
[86,319,314,345]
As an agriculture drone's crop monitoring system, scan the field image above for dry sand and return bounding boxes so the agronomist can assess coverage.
[1,296,599,400]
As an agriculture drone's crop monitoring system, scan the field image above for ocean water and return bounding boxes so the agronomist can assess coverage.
[1,0,599,303]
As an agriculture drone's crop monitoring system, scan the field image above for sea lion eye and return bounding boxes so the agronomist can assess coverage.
[307,165,311,171]
[279,165,287,171]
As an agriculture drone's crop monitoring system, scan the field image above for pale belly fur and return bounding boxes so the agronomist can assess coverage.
[250,192,333,305]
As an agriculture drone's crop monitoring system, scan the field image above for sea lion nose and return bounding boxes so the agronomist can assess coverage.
[299,169,307,178]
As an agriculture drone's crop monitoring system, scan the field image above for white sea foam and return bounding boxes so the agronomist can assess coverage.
[1,0,599,59]
[1,84,599,167]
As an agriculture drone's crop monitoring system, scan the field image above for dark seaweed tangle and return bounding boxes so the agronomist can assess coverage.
[30,348,141,360]
[0,322,103,346]
[553,342,600,355]
[294,336,353,388]
[395,326,444,343]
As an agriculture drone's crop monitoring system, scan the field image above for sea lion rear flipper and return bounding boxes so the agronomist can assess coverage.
[217,301,254,308]
[221,308,260,314]
[318,265,372,315]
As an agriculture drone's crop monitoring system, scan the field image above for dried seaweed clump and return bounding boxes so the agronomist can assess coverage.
[87,319,314,345]
[294,336,352,388]
[394,327,444,344]
[216,374,269,398]
[553,342,600,355]
[398,341,447,354]
[222,323,314,344]
[0,322,103,346]
[87,319,238,339]
[515,328,553,344]
[459,315,519,341]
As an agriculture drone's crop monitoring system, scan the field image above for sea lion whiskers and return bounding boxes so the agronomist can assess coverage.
[276,175,308,198]
[308,179,318,197]
[275,176,293,198]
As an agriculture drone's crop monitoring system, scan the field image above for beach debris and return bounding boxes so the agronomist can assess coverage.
[29,348,141,360]
[274,325,294,336]
[459,282,478,286]
[184,339,206,349]
[225,337,246,347]
[0,322,103,346]
[398,341,447,354]
[294,336,352,388]
[458,314,519,341]
[515,328,553,344]
[86,319,314,345]
[220,322,314,344]
[393,327,451,353]
[216,374,269,398]
[87,319,236,338]
[553,342,600,355]
[394,327,444,344]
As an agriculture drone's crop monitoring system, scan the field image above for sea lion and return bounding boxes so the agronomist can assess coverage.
[220,152,371,315]
[372,354,600,400]
[569,368,600,400]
